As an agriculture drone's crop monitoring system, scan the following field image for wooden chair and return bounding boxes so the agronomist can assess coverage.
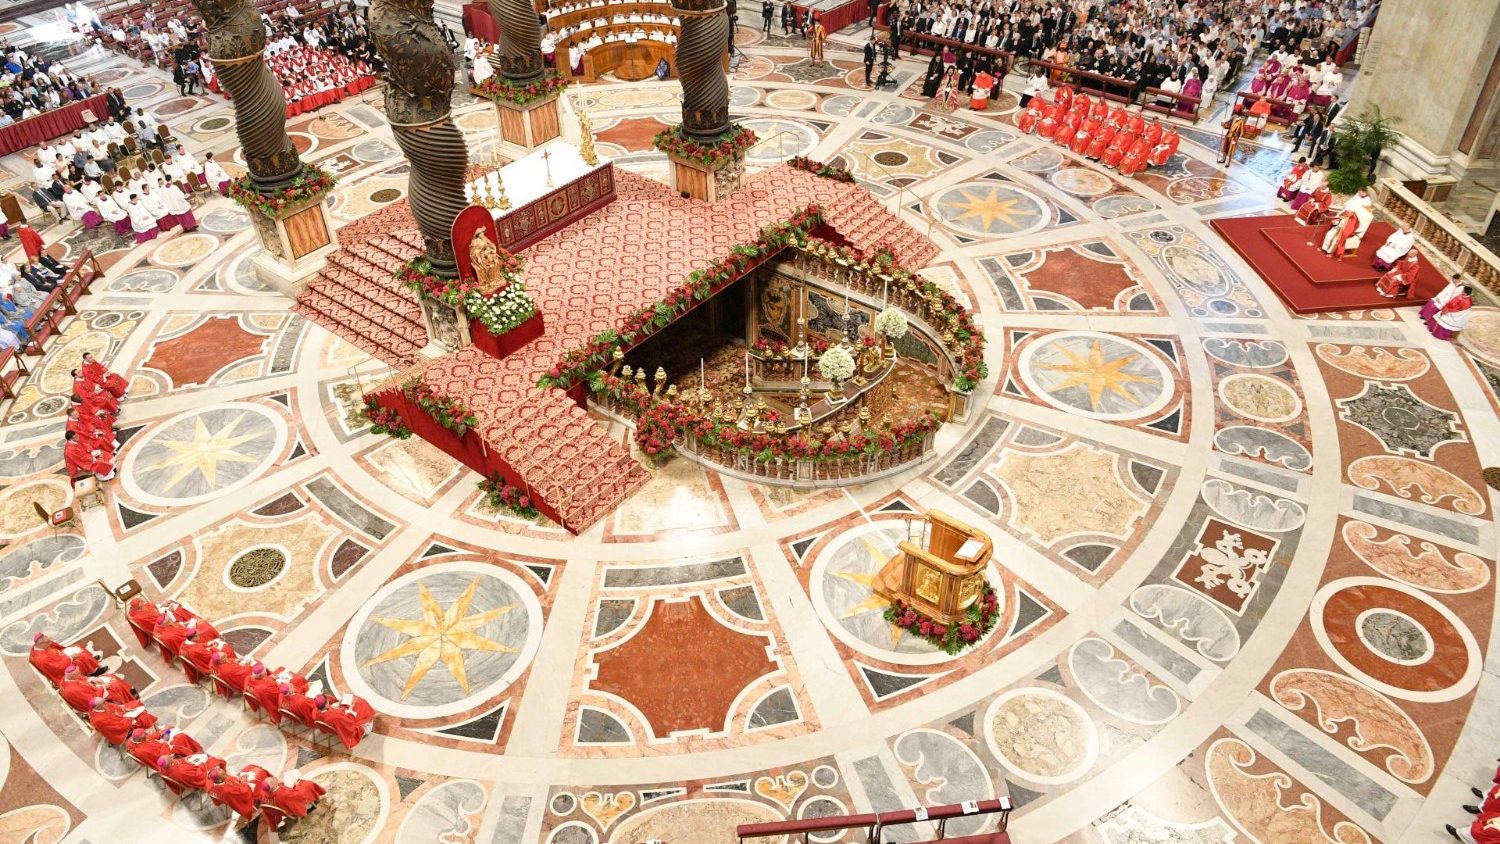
[100,173,116,193]
[149,147,165,166]
[122,136,138,155]
[106,141,120,160]
[121,119,134,135]
[33,499,76,532]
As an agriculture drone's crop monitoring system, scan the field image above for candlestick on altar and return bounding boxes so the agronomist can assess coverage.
[494,172,512,211]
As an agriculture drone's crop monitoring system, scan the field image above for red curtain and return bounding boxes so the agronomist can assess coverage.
[0,95,113,157]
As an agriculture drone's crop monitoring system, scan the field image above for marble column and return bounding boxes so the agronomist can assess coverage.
[191,0,337,295]
[371,0,471,280]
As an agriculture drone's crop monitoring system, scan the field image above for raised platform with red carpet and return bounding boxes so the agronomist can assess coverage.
[1210,214,1448,314]
[295,164,937,533]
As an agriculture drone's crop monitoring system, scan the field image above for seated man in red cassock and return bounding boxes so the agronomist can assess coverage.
[125,728,174,771]
[1376,250,1421,299]
[207,767,258,819]
[74,380,119,416]
[64,432,115,480]
[164,751,226,792]
[263,771,325,829]
[88,697,157,744]
[89,671,141,707]
[58,666,102,711]
[1448,810,1500,843]
[164,727,203,757]
[152,618,193,662]
[127,596,163,649]
[164,603,221,640]
[246,666,284,722]
[29,632,101,683]
[316,695,376,749]
[280,690,322,728]
[210,652,254,697]
[181,636,235,684]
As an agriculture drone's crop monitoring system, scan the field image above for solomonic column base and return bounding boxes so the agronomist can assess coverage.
[492,93,563,158]
[248,200,339,297]
[667,150,747,203]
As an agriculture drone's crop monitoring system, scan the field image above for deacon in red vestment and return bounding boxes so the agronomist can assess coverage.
[63,435,114,480]
[127,597,162,649]
[17,224,43,263]
[88,699,157,744]
[317,696,376,749]
[80,352,128,398]
[1376,251,1420,299]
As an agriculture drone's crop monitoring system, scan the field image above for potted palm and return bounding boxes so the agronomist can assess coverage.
[1328,105,1402,195]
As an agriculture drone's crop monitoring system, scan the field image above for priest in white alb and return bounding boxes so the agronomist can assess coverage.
[1371,225,1415,270]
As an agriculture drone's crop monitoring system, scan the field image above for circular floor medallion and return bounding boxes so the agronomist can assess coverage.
[121,403,286,507]
[227,546,289,589]
[1218,372,1302,423]
[1018,331,1173,420]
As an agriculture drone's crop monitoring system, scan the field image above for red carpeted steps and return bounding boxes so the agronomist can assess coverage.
[293,225,429,367]
[823,183,940,268]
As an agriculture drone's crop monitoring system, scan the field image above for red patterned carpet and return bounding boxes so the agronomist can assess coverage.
[297,165,939,531]
[1210,214,1448,314]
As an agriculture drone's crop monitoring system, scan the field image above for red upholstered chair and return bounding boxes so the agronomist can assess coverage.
[33,499,76,533]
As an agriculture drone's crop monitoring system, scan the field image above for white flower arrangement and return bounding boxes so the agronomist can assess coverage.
[465,281,537,336]
[874,307,908,339]
[818,345,856,383]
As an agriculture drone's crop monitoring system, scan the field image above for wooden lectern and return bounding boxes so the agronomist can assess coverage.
[874,510,992,626]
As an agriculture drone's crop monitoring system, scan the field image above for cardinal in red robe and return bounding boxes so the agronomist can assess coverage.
[1147,130,1180,167]
[63,436,114,479]
[208,769,258,818]
[210,653,254,697]
[17,224,43,262]
[29,633,100,683]
[246,668,283,722]
[88,699,157,744]
[181,638,234,684]
[1119,137,1152,177]
[317,697,376,749]
[125,729,173,770]
[1448,811,1500,844]
[1086,125,1116,160]
[58,668,100,711]
[164,752,225,792]
[1376,251,1420,299]
[280,692,321,728]
[267,774,325,823]
[127,597,162,649]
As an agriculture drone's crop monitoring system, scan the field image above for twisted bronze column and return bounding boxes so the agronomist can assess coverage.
[192,0,302,189]
[671,0,730,140]
[371,0,470,278]
[489,0,545,83]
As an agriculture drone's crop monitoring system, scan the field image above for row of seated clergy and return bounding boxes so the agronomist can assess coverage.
[126,597,376,750]
[552,13,679,35]
[29,632,323,831]
[560,25,676,58]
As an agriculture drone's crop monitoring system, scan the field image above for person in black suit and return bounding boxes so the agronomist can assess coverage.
[863,38,876,86]
[780,2,794,35]
[105,88,125,120]
[762,0,773,33]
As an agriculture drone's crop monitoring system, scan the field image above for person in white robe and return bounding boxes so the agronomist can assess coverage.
[160,182,196,231]
[138,187,173,230]
[1371,226,1415,271]
[126,195,159,242]
[61,185,99,227]
[96,190,127,235]
[203,153,230,193]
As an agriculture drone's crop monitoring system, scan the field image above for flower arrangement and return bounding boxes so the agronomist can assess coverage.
[799,238,987,393]
[478,475,540,520]
[592,372,940,465]
[397,256,536,337]
[818,345,855,383]
[634,402,684,463]
[788,156,855,182]
[653,124,759,168]
[540,206,823,390]
[884,581,1000,655]
[475,71,569,106]
[361,397,412,439]
[226,165,338,218]
[874,307,908,339]
[406,382,479,436]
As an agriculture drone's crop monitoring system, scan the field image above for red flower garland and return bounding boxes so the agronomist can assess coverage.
[884,582,1000,654]
[653,124,759,168]
[475,72,569,106]
[225,165,338,218]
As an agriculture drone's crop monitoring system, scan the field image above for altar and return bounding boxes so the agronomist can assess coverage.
[462,141,618,254]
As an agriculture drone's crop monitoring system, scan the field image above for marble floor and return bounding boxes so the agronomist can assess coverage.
[0,18,1498,844]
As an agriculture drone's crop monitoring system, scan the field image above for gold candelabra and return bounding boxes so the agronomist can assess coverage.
[494,172,512,211]
[579,107,600,166]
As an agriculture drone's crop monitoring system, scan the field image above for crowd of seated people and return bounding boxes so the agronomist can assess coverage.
[1244,47,1343,121]
[0,254,68,352]
[127,596,377,751]
[201,4,382,115]
[1015,86,1180,176]
[0,44,99,125]
[29,628,326,831]
[884,0,1373,111]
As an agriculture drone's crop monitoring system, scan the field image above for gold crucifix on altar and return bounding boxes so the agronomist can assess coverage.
[542,148,554,188]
